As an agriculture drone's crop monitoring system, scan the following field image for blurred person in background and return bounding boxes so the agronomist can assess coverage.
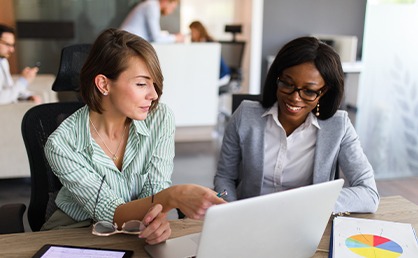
[121,0,184,43]
[189,21,230,85]
[0,24,41,104]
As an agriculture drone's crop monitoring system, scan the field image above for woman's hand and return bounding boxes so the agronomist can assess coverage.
[139,204,171,245]
[27,95,43,104]
[173,184,227,220]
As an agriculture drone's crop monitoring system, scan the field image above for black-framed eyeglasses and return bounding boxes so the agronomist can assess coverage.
[0,39,15,48]
[91,174,154,236]
[276,77,324,102]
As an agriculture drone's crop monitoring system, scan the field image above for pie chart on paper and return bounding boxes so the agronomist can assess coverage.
[345,234,403,258]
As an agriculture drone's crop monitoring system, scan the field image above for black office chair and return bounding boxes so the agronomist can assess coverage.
[0,203,26,234]
[19,44,89,231]
[21,102,84,231]
[52,43,91,102]
[0,44,88,234]
[231,94,262,114]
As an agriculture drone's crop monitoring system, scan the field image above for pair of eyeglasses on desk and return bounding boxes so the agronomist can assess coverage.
[91,174,152,237]
[92,220,146,236]
[93,191,228,236]
[91,176,227,237]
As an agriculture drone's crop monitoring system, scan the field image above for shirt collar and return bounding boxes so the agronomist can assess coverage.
[132,119,151,137]
[75,106,90,152]
[75,106,152,152]
[262,102,321,130]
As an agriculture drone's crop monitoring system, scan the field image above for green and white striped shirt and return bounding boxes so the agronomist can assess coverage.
[44,103,175,223]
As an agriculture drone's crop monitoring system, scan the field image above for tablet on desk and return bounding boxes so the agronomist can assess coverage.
[32,244,133,258]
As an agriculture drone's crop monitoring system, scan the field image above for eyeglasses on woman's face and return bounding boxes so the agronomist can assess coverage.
[276,77,325,102]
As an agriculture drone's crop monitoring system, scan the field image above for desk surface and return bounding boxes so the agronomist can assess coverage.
[12,74,57,103]
[1,196,417,258]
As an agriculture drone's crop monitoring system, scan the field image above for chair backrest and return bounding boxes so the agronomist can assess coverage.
[21,102,84,231]
[219,41,245,80]
[51,43,91,94]
[232,94,261,114]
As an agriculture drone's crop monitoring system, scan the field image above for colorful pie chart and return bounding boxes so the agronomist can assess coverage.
[345,234,403,258]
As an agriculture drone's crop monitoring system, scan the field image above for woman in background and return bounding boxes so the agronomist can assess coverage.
[189,21,231,85]
[214,36,379,213]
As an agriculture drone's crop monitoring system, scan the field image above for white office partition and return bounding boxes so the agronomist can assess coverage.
[153,43,220,127]
[357,2,418,179]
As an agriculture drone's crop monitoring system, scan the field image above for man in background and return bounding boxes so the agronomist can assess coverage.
[120,0,184,43]
[0,24,41,104]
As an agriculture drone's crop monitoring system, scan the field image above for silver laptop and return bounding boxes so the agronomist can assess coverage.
[145,179,344,258]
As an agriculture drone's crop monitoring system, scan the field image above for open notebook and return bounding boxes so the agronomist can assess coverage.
[145,179,344,258]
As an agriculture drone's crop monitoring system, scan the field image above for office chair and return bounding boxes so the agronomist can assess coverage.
[0,203,26,234]
[21,102,84,231]
[231,94,262,113]
[19,43,89,231]
[0,44,88,233]
[52,43,91,102]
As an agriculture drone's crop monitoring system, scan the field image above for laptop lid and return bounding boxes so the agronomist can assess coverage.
[145,179,344,258]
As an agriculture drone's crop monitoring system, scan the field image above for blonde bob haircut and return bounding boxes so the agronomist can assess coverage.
[80,28,163,114]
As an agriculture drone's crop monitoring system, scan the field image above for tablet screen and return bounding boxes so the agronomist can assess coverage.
[32,244,133,258]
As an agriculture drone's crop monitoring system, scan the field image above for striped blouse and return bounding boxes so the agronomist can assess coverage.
[44,103,175,223]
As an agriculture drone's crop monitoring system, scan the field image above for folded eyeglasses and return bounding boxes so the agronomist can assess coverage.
[92,220,146,236]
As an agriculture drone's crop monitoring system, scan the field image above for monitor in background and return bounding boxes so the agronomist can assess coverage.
[224,24,242,42]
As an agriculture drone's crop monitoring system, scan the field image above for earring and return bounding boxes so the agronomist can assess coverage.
[102,91,108,96]
[315,103,320,117]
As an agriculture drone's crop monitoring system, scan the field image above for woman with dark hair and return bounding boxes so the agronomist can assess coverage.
[189,21,231,84]
[43,28,225,244]
[214,36,379,213]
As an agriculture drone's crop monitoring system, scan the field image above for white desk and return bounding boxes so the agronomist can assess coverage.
[0,74,56,179]
[12,74,58,103]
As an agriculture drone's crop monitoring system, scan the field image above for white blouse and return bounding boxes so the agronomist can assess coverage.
[261,102,320,194]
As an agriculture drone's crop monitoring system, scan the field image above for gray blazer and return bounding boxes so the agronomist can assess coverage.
[214,100,379,213]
